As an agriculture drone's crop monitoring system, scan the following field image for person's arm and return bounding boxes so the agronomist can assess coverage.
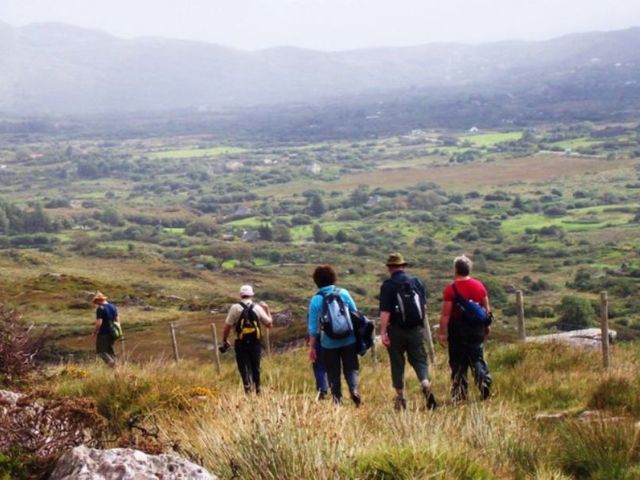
[93,318,102,337]
[222,306,238,346]
[307,296,320,362]
[380,311,391,347]
[222,324,232,346]
[257,302,273,328]
[439,301,453,346]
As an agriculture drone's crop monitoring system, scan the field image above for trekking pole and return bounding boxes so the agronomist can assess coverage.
[210,322,221,374]
[424,314,436,366]
[600,291,610,369]
[371,318,377,366]
[169,322,180,363]
[516,290,526,340]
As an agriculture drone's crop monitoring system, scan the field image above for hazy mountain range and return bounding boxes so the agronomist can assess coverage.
[0,21,639,115]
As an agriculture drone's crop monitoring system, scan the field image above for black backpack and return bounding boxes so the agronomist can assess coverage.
[394,279,425,328]
[235,303,261,342]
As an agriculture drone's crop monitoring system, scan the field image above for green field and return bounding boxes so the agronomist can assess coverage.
[460,131,523,146]
[148,146,246,159]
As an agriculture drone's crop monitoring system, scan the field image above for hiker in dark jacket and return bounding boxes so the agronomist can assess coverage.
[222,285,273,394]
[91,291,118,367]
[307,265,361,406]
[379,253,436,410]
[439,255,492,402]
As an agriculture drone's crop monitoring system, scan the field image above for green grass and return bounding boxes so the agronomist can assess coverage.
[460,131,523,146]
[147,146,246,159]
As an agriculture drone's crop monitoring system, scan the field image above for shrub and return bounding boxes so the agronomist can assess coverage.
[556,296,596,330]
[0,307,48,385]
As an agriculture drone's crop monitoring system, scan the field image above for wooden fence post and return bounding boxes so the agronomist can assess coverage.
[120,337,126,363]
[600,291,610,369]
[169,322,180,363]
[210,322,221,374]
[265,328,272,357]
[516,290,526,340]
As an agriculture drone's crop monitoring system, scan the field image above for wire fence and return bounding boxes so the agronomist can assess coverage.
[106,290,617,371]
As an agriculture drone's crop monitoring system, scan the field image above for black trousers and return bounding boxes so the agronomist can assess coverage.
[448,340,492,401]
[235,340,262,393]
[322,343,359,402]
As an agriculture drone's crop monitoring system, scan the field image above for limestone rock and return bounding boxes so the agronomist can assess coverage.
[526,328,616,349]
[50,445,216,480]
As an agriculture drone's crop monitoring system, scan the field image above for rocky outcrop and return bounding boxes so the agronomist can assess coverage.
[526,328,616,349]
[50,445,216,480]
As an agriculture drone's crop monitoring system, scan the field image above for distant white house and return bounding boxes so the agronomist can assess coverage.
[307,163,322,175]
[468,126,479,133]
[241,230,260,242]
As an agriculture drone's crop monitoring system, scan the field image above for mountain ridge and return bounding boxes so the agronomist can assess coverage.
[1,22,639,115]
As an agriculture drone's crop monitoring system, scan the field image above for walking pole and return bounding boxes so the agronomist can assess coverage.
[211,322,221,374]
[424,313,436,365]
[169,322,180,363]
[371,318,377,366]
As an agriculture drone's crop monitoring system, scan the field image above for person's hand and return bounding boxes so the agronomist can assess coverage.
[259,301,270,312]
[381,332,391,347]
[438,333,447,347]
[484,326,491,337]
[308,347,317,363]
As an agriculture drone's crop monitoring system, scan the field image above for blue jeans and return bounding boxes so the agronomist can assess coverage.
[312,338,328,393]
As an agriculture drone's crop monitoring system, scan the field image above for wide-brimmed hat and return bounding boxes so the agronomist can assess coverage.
[385,253,408,267]
[92,291,108,304]
[239,285,255,297]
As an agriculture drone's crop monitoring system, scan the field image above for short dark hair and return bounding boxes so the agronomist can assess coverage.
[313,265,337,288]
[454,256,472,276]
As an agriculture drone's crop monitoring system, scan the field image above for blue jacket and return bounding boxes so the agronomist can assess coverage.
[308,285,357,349]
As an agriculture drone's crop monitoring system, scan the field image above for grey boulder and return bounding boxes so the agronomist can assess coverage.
[50,445,216,480]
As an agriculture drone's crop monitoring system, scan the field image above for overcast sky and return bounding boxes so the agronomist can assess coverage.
[1,0,639,51]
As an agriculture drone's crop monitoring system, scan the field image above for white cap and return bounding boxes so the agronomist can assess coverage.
[239,285,255,297]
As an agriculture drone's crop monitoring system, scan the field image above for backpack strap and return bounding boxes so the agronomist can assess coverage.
[451,283,466,306]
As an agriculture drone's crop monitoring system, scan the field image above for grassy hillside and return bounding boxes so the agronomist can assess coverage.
[31,341,640,479]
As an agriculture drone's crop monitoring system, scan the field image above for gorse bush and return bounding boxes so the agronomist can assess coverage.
[0,306,48,385]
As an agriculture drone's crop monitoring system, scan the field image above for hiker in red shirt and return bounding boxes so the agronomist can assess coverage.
[439,255,493,402]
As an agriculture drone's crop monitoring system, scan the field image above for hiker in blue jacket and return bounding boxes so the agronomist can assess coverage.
[307,265,361,406]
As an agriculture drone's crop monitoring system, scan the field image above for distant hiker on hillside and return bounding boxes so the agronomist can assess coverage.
[222,285,273,394]
[307,334,329,399]
[92,292,121,368]
[307,265,362,406]
[439,255,493,402]
[379,253,437,411]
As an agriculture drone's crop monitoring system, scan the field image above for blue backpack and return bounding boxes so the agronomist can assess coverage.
[319,288,354,339]
[451,283,492,326]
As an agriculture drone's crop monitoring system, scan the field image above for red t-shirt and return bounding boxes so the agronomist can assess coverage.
[443,277,488,342]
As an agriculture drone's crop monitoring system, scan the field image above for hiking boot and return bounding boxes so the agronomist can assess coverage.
[422,386,437,410]
[351,391,362,408]
[317,390,328,400]
[480,381,491,401]
[394,396,407,411]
